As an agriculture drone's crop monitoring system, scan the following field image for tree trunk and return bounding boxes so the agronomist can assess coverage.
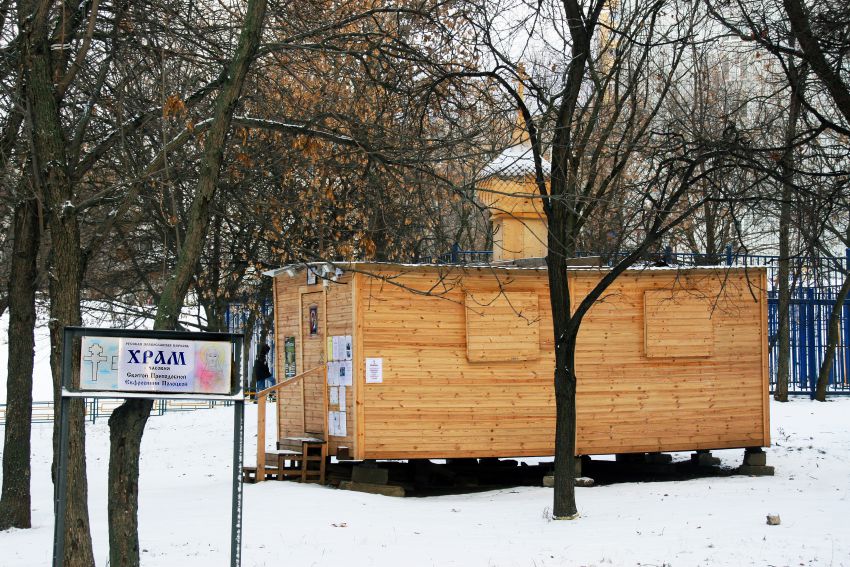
[106,398,154,565]
[48,255,93,567]
[547,229,578,519]
[106,1,267,564]
[19,0,95,561]
[0,198,40,530]
[774,191,792,402]
[813,268,850,401]
[154,0,268,329]
[552,335,579,518]
[775,37,803,402]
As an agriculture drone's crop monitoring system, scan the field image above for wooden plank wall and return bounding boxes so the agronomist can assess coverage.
[279,377,304,439]
[324,275,355,455]
[273,270,356,455]
[273,274,304,439]
[465,291,540,362]
[356,268,556,459]
[572,270,769,454]
[354,266,768,460]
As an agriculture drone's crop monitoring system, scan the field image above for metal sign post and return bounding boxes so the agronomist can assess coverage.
[52,327,245,567]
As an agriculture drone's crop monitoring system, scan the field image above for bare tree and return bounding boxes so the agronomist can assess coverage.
[453,0,768,518]
[710,0,850,400]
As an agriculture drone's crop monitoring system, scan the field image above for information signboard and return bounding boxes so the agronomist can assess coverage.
[54,327,244,567]
[79,335,233,395]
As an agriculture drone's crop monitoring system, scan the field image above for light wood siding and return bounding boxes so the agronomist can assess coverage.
[572,270,768,455]
[644,290,713,358]
[273,274,303,440]
[323,274,355,455]
[465,291,540,362]
[352,266,768,460]
[273,270,355,456]
[357,268,555,459]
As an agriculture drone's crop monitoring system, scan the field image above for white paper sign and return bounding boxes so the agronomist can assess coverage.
[365,358,383,384]
[327,362,338,386]
[342,335,353,361]
[330,335,353,362]
[338,386,346,411]
[338,361,353,386]
[332,336,342,360]
[328,411,347,437]
[336,411,348,437]
[328,411,337,436]
[329,386,339,406]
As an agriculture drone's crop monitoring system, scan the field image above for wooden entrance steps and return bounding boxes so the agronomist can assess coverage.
[242,450,298,483]
[246,368,329,484]
[242,441,326,484]
[277,437,327,484]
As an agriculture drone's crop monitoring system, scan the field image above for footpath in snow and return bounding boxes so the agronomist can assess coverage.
[0,397,847,566]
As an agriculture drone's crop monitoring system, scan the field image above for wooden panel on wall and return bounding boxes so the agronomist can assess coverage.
[465,291,540,362]
[644,289,713,358]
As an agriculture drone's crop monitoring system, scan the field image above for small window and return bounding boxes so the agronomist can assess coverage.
[644,290,713,358]
[465,292,540,362]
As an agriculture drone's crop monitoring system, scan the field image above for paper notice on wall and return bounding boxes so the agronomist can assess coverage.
[342,335,353,361]
[329,335,353,362]
[336,411,347,437]
[365,358,383,383]
[328,411,347,437]
[329,386,339,406]
[328,411,337,436]
[338,386,346,410]
[326,362,338,386]
[332,336,342,360]
[337,360,352,386]
[284,336,296,378]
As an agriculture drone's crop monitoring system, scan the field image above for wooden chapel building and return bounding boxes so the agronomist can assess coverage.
[253,137,770,478]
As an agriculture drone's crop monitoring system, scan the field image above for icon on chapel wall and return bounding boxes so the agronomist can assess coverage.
[309,305,319,336]
[284,336,296,378]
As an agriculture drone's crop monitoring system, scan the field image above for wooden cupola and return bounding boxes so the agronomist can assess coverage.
[477,76,549,262]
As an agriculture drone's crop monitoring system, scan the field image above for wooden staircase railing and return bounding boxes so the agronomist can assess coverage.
[252,366,324,482]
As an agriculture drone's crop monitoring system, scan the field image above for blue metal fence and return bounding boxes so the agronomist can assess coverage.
[766,285,850,396]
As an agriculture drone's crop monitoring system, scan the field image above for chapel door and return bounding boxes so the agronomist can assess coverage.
[301,291,325,436]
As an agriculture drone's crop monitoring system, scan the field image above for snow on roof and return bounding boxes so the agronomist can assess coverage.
[264,260,765,278]
[480,142,551,179]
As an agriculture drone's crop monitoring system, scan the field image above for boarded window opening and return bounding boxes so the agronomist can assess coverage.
[465,292,540,362]
[644,290,713,358]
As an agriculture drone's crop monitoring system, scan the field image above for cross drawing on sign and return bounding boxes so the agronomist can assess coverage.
[83,343,108,381]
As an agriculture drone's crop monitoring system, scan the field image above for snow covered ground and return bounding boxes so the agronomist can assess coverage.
[0,311,55,403]
[2,312,848,565]
[0,397,847,566]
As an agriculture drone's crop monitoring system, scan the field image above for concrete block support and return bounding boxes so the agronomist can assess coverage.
[743,447,767,467]
[691,450,721,467]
